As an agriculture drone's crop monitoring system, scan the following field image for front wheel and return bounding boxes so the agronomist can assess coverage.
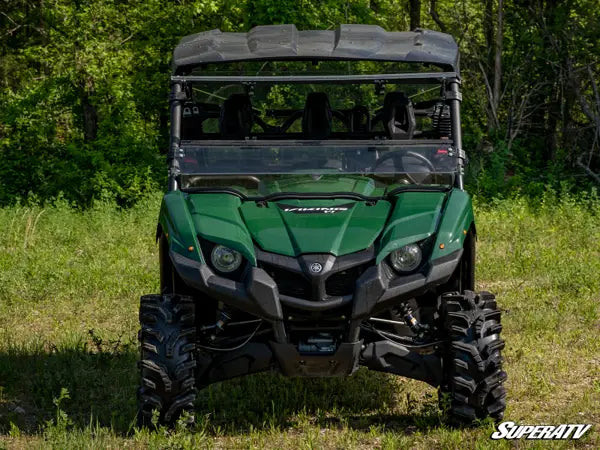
[439,290,507,423]
[137,294,197,427]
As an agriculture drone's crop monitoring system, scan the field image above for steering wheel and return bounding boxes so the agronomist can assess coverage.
[374,150,436,184]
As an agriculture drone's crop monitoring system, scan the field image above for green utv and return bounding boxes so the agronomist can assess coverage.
[137,25,507,426]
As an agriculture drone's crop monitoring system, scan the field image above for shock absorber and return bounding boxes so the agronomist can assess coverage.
[200,309,231,340]
[396,302,430,338]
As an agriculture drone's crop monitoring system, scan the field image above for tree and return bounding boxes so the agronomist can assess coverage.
[409,0,421,30]
[1,0,599,205]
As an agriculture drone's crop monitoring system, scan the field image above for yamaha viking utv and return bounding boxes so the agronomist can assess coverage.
[137,25,507,426]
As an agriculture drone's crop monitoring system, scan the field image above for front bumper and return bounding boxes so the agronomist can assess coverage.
[171,247,462,324]
[171,248,461,380]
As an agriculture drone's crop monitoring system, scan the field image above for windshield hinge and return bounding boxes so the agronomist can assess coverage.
[168,167,181,180]
[168,145,184,161]
[446,90,462,102]
[169,91,187,102]
[449,146,466,160]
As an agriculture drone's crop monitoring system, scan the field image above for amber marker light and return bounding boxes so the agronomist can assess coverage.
[439,243,445,249]
[188,246,194,252]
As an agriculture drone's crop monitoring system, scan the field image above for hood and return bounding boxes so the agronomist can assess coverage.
[184,191,448,262]
[240,199,391,257]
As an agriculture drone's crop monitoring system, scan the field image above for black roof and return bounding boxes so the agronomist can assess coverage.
[173,24,459,74]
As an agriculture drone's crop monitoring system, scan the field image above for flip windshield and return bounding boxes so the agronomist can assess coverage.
[178,143,457,197]
[175,71,459,197]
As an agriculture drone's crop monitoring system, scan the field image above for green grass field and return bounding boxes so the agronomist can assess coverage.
[0,191,598,449]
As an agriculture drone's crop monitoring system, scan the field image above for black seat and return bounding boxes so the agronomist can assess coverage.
[302,92,332,139]
[219,94,254,139]
[181,104,203,140]
[383,92,416,139]
[350,105,370,132]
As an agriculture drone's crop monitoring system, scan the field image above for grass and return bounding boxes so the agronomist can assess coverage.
[0,190,599,449]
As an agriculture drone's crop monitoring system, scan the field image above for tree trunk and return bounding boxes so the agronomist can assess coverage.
[542,0,562,162]
[492,0,503,119]
[545,83,560,161]
[82,96,98,142]
[483,0,495,131]
[484,0,494,69]
[409,0,421,30]
[79,79,98,142]
[429,0,446,32]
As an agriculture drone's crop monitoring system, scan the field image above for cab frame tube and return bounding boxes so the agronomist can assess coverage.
[168,81,184,191]
[448,77,464,190]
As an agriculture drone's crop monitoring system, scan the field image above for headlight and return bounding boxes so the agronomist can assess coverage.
[389,244,422,272]
[210,245,242,273]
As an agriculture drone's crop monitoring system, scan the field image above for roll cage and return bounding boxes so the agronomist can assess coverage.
[167,26,465,191]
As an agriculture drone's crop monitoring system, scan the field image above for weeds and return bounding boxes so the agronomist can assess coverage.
[0,191,598,448]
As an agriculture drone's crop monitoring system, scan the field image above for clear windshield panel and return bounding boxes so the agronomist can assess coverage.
[178,144,457,196]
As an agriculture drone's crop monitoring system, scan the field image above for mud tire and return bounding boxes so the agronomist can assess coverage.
[137,294,197,427]
[439,290,507,423]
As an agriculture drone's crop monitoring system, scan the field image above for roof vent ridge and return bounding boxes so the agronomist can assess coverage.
[247,24,299,55]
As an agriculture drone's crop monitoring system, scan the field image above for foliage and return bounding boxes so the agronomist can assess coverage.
[1,1,599,205]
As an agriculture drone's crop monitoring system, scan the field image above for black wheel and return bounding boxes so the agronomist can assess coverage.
[439,290,507,423]
[137,294,197,427]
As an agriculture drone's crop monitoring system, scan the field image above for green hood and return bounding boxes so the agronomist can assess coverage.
[239,199,391,257]
[174,190,450,262]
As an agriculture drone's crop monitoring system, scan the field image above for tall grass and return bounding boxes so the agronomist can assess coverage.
[0,190,598,449]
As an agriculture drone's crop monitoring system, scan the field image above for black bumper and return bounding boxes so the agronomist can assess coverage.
[170,248,462,324]
[170,248,461,380]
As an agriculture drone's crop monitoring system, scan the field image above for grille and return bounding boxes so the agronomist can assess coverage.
[325,265,364,297]
[261,264,311,299]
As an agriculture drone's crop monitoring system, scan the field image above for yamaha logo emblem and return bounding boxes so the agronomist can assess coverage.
[309,262,323,273]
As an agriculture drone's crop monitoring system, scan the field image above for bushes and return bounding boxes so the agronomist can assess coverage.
[0,0,213,206]
[2,1,598,207]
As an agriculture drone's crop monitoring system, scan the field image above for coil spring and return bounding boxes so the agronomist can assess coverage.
[432,103,451,138]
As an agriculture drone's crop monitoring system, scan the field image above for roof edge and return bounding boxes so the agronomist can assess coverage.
[172,25,459,74]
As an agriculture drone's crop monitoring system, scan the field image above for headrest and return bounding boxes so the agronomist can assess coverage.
[181,104,203,139]
[302,92,332,139]
[350,105,370,132]
[383,92,416,139]
[220,94,253,139]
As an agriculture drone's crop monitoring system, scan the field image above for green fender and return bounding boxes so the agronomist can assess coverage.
[376,191,446,264]
[159,192,257,265]
[158,191,203,263]
[186,194,257,266]
[431,189,474,260]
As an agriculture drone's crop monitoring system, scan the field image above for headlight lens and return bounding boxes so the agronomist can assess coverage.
[389,244,422,272]
[210,245,242,273]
